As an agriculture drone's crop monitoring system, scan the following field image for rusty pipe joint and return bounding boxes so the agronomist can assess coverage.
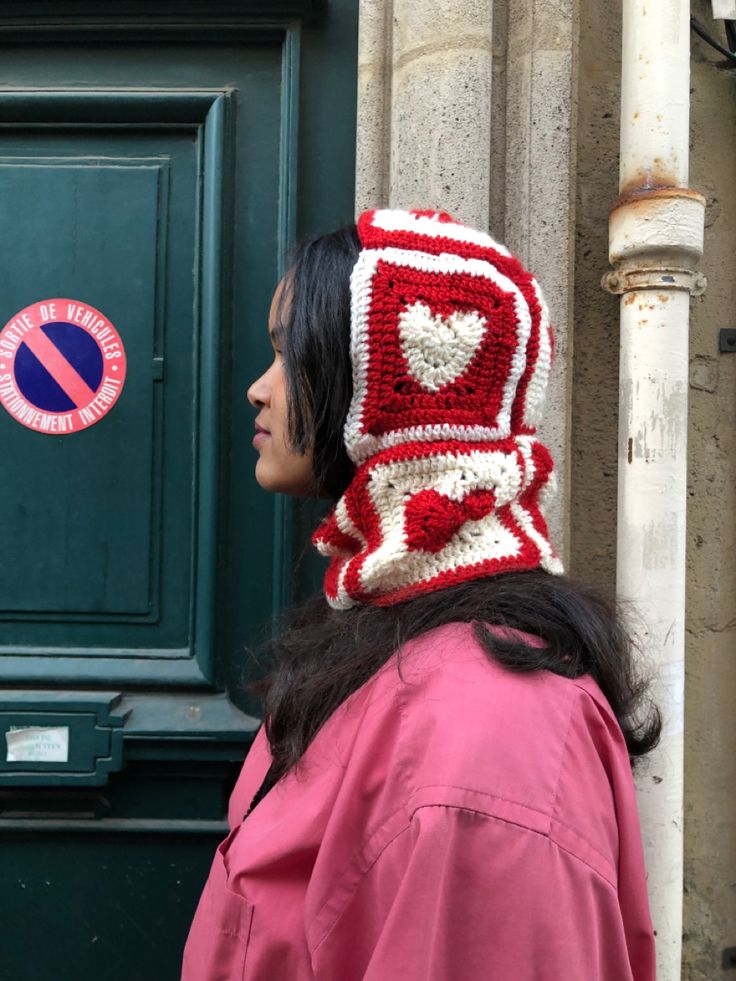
[601,186,706,296]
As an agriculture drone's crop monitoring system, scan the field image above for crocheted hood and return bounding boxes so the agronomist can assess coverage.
[312,208,563,609]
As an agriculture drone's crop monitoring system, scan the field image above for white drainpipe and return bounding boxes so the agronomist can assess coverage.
[602,2,706,978]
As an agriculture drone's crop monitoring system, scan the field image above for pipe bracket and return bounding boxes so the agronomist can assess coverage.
[602,267,708,296]
[606,187,706,299]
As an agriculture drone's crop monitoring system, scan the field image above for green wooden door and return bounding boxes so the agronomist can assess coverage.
[0,3,357,979]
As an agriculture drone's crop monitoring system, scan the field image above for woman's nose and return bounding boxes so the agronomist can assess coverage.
[247,372,269,409]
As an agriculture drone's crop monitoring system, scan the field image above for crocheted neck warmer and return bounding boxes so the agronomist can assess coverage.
[312,208,563,610]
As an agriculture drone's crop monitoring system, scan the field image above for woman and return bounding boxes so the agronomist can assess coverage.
[182,209,659,980]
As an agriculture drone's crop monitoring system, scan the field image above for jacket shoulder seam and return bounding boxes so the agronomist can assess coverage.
[308,801,617,958]
[414,802,618,890]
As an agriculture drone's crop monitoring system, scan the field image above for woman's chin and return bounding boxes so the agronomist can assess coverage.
[255,458,319,497]
[254,459,282,493]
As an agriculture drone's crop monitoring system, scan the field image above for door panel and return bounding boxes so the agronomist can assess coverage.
[0,72,279,687]
[0,833,216,981]
[2,157,163,617]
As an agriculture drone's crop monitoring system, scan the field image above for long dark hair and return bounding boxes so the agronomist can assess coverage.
[258,226,661,780]
[277,224,360,500]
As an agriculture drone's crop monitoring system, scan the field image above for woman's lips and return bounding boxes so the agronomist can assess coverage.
[253,425,271,447]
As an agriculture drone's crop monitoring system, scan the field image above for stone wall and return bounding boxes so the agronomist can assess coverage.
[684,2,736,976]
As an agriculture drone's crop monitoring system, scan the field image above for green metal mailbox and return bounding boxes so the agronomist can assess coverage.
[0,3,357,978]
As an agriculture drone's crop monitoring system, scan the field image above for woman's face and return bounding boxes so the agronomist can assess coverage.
[247,279,317,496]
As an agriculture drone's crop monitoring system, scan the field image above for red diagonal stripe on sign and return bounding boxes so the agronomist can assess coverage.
[21,328,98,409]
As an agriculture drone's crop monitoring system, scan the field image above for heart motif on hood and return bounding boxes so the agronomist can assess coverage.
[403,487,498,553]
[398,301,486,392]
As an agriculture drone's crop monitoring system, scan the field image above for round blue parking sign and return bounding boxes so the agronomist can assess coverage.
[0,298,127,434]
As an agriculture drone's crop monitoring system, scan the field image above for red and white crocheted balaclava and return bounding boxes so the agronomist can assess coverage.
[312,208,563,609]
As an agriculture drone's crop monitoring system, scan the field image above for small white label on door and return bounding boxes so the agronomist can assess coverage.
[5,726,70,763]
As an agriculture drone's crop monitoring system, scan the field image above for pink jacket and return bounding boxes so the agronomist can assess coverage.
[182,622,655,980]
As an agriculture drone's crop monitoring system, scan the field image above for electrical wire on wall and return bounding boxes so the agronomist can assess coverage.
[691,15,736,63]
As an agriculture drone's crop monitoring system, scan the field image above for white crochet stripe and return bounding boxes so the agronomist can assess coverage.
[346,250,374,459]
[514,434,536,487]
[347,424,520,462]
[367,448,524,508]
[510,501,564,574]
[336,495,365,546]
[538,462,558,510]
[537,470,562,548]
[536,464,561,573]
[523,278,552,429]
[369,209,512,257]
[345,246,532,465]
[335,562,352,608]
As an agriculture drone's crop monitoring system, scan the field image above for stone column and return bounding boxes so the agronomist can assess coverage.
[356,0,578,558]
[356,0,494,228]
[503,0,577,555]
[355,0,393,210]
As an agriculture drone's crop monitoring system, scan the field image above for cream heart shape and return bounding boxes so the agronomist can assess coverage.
[398,301,486,392]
